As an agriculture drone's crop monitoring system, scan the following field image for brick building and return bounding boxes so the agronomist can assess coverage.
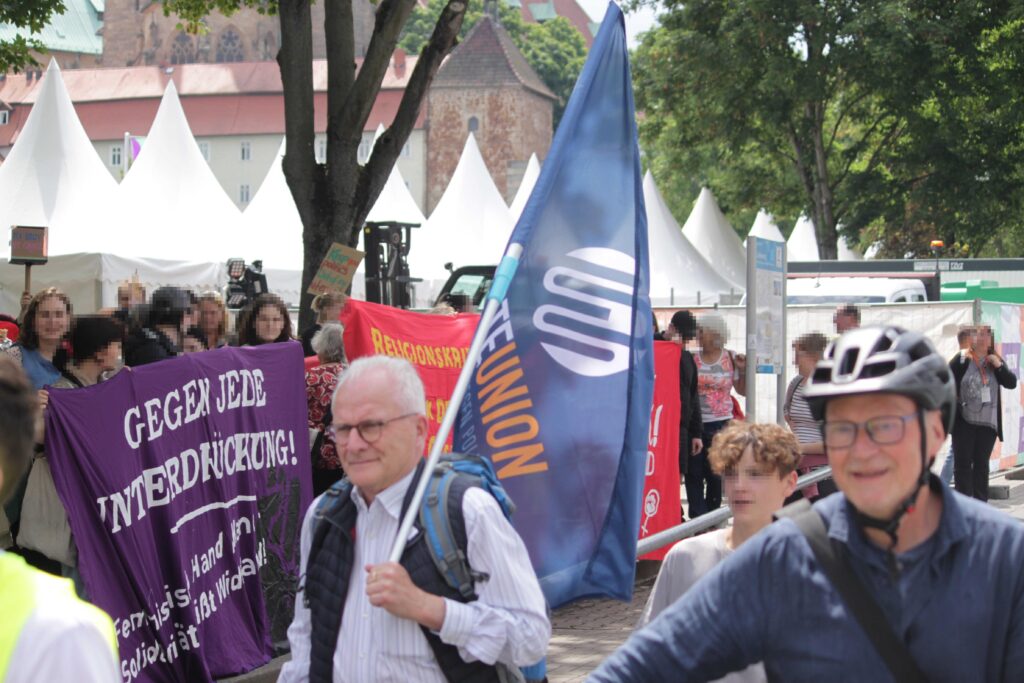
[100,0,375,67]
[426,15,555,212]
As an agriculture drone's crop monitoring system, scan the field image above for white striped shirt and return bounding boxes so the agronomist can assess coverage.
[784,376,820,444]
[278,467,551,682]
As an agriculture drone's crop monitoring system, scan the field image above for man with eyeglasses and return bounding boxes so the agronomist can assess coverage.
[279,355,549,683]
[590,326,1024,682]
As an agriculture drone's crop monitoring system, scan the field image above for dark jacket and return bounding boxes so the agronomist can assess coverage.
[124,327,178,367]
[300,323,321,358]
[679,348,702,474]
[949,352,1018,441]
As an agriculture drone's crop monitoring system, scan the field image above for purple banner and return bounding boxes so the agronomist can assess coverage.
[45,343,312,682]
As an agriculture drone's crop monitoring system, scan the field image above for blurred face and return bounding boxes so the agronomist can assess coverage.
[254,304,284,343]
[117,288,131,309]
[664,323,682,345]
[824,393,944,519]
[183,305,198,330]
[722,446,796,527]
[182,336,205,354]
[794,345,819,378]
[95,341,122,372]
[972,326,993,355]
[35,296,70,343]
[322,303,344,323]
[199,301,222,335]
[834,312,858,334]
[331,369,427,501]
[699,327,721,350]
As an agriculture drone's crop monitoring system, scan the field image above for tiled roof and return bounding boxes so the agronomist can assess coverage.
[0,57,415,104]
[517,0,595,46]
[0,0,102,56]
[0,57,424,145]
[432,16,556,100]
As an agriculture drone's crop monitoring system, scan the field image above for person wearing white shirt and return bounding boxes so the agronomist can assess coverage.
[278,355,550,683]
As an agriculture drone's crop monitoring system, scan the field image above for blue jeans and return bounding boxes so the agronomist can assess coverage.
[686,419,729,518]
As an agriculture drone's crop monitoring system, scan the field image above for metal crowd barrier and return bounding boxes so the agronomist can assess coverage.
[636,467,835,557]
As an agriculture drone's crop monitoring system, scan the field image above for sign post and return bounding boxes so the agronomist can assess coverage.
[745,235,786,423]
[9,225,49,295]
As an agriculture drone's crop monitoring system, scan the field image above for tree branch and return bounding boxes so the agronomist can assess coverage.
[325,0,356,149]
[353,0,469,228]
[333,0,419,150]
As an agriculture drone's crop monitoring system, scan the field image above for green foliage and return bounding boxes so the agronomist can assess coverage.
[633,0,1024,258]
[0,0,67,71]
[400,0,586,125]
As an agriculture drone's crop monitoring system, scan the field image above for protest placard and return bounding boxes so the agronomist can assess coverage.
[307,242,364,295]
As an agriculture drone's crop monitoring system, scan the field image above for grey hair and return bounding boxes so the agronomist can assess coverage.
[332,355,426,416]
[698,312,729,345]
[311,323,347,364]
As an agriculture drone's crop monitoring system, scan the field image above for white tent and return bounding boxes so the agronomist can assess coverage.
[0,254,224,314]
[108,81,244,262]
[408,133,512,306]
[681,188,746,290]
[643,172,735,305]
[366,125,427,227]
[241,138,303,272]
[508,153,540,224]
[0,60,116,259]
[747,209,785,244]
[787,215,820,261]
[837,235,863,261]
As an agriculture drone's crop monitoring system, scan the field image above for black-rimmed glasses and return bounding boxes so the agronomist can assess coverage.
[327,412,418,443]
[822,414,917,448]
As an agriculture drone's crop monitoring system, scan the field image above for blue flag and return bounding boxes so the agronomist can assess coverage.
[454,2,653,608]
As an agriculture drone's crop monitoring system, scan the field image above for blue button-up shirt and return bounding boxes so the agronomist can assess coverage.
[590,481,1024,682]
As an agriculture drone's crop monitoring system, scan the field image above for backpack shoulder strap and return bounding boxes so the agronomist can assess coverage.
[777,501,929,683]
[419,463,490,600]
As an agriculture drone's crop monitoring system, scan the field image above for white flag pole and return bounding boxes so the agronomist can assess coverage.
[388,243,524,562]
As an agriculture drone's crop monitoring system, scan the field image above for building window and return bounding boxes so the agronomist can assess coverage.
[240,141,251,161]
[357,136,372,164]
[467,116,479,133]
[0,111,8,125]
[316,138,326,163]
[198,141,210,161]
[239,184,250,204]
[216,28,245,63]
[170,32,196,65]
[111,145,122,167]
[401,141,411,158]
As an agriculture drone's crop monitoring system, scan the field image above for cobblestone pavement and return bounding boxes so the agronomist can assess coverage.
[547,577,654,682]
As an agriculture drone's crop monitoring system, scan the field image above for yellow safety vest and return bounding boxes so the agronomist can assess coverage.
[0,552,118,681]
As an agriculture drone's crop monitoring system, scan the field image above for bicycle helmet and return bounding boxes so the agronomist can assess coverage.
[802,326,956,575]
[803,326,956,434]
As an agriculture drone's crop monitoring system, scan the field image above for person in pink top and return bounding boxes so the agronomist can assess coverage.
[689,312,746,517]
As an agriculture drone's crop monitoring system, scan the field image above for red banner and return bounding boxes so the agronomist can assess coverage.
[339,299,682,556]
[640,342,682,560]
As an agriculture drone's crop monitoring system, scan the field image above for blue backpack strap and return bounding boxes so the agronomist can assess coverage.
[418,453,516,600]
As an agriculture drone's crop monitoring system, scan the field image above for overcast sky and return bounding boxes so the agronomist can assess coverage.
[577,0,659,48]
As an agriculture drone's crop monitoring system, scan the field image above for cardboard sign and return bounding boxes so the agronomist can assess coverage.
[307,242,364,295]
[9,225,48,265]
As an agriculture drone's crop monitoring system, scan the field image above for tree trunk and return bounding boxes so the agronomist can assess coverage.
[809,103,838,259]
[278,0,470,332]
